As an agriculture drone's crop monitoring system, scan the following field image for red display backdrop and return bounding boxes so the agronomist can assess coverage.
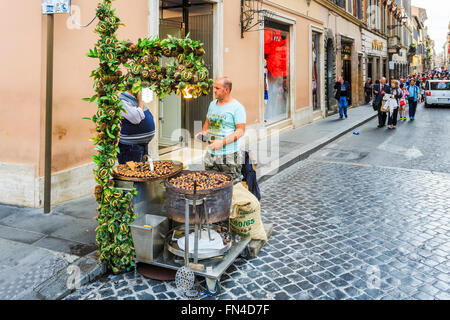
[264,28,288,77]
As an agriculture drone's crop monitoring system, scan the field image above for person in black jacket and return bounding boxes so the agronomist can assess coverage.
[334,76,351,119]
[373,77,391,128]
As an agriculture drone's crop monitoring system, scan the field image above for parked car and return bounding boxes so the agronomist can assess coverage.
[424,80,450,107]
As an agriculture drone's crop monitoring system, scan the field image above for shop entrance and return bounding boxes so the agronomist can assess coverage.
[311,32,321,111]
[367,58,373,81]
[158,1,213,152]
[263,19,291,124]
[325,38,335,113]
[341,42,352,105]
[342,59,352,104]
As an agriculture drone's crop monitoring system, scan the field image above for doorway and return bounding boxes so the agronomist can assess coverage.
[341,41,352,105]
[159,20,183,149]
[311,31,321,111]
[158,1,214,152]
[263,19,291,124]
[342,59,351,104]
[325,38,335,113]
[367,57,373,81]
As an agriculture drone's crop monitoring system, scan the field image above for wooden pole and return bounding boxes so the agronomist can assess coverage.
[44,14,54,213]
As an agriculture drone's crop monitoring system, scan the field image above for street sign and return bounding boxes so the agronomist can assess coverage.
[389,61,395,70]
[42,0,71,14]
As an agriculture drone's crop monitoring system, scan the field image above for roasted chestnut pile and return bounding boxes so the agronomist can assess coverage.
[115,161,175,179]
[167,171,231,191]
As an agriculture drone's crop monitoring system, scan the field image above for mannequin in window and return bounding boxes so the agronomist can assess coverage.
[312,40,318,109]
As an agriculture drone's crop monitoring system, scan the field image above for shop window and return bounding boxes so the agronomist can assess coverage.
[347,0,353,15]
[355,0,363,19]
[312,32,321,111]
[264,20,290,124]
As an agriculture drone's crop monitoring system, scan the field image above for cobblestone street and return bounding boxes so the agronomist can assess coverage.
[65,155,450,300]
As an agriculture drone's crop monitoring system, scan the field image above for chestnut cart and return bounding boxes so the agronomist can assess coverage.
[118,168,251,296]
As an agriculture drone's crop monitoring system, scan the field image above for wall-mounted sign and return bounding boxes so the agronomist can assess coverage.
[42,0,71,14]
[372,40,384,51]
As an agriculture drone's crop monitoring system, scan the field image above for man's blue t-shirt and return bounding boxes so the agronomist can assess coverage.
[206,99,246,156]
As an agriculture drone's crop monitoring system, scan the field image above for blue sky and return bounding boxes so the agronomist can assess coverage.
[411,0,449,54]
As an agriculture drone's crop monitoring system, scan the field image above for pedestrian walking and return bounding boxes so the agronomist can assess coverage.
[399,83,409,121]
[334,76,351,119]
[406,79,420,121]
[195,76,246,184]
[364,78,373,104]
[373,77,391,128]
[387,80,402,129]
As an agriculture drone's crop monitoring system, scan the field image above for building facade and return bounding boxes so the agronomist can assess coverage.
[0,0,438,208]
[0,0,327,207]
[410,5,427,74]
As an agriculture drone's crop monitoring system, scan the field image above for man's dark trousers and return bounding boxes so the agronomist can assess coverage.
[374,83,390,127]
[408,100,418,118]
[378,107,387,126]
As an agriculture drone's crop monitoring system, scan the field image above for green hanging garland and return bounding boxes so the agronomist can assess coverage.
[85,0,213,274]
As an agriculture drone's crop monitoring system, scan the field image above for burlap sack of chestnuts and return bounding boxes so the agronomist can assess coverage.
[230,182,267,241]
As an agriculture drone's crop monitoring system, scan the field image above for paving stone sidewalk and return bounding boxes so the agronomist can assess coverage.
[0,104,379,300]
[65,159,450,300]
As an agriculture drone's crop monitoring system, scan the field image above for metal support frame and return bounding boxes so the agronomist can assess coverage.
[240,0,268,38]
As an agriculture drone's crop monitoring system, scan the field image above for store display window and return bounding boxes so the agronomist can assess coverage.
[263,21,290,124]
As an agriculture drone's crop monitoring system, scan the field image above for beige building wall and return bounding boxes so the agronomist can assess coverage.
[0,0,151,206]
[223,0,324,129]
[222,0,261,126]
[0,0,326,207]
[0,0,42,168]
[310,0,363,107]
[47,0,151,176]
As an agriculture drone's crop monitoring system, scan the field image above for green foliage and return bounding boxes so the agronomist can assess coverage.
[87,0,213,274]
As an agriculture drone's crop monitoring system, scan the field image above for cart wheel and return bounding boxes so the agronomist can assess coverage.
[240,245,251,259]
[205,278,221,296]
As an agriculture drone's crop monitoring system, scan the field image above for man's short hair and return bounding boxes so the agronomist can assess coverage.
[219,76,232,93]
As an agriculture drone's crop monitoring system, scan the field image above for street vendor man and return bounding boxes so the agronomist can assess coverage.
[117,86,156,164]
[195,77,246,184]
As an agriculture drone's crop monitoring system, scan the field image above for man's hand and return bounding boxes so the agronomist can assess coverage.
[195,131,208,142]
[208,139,224,151]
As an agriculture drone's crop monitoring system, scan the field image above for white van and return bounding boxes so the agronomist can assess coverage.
[424,80,450,107]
